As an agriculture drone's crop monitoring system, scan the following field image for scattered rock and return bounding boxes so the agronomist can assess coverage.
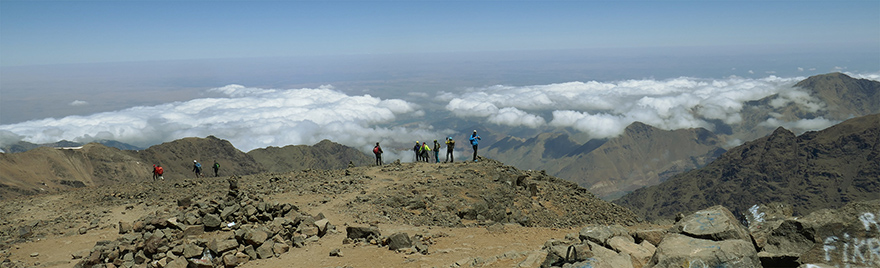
[387,232,412,251]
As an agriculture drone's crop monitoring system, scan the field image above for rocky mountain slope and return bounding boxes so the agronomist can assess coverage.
[0,137,372,200]
[486,123,726,200]
[247,139,372,173]
[615,113,880,221]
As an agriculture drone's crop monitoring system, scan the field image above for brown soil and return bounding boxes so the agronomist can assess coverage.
[1,158,640,268]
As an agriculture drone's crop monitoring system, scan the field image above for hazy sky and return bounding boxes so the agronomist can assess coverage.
[2,1,878,66]
[1,0,879,159]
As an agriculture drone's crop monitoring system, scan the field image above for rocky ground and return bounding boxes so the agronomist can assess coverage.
[0,158,640,268]
[2,157,877,268]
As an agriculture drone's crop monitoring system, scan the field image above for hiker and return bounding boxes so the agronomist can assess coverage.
[212,160,220,177]
[433,140,441,163]
[152,164,160,180]
[470,130,481,162]
[193,160,203,178]
[156,165,164,180]
[373,142,384,166]
[421,142,431,163]
[445,137,455,162]
[413,141,421,162]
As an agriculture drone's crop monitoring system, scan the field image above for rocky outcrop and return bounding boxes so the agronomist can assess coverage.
[746,200,880,267]
[541,206,760,268]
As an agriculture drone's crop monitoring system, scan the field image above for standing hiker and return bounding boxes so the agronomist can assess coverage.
[421,142,431,163]
[470,130,481,162]
[373,142,384,166]
[193,160,203,178]
[212,160,220,177]
[433,140,441,163]
[156,165,164,180]
[445,137,455,163]
[413,141,421,162]
[152,164,160,180]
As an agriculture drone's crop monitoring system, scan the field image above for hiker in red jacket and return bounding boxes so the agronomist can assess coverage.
[373,142,384,166]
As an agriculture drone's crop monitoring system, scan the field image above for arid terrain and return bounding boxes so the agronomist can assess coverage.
[0,158,645,268]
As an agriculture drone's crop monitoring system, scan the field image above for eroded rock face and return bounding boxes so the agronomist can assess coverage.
[747,200,880,267]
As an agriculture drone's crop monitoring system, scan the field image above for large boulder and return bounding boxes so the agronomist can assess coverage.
[750,200,880,267]
[579,224,631,247]
[346,226,381,240]
[673,205,750,241]
[387,232,412,251]
[646,233,760,268]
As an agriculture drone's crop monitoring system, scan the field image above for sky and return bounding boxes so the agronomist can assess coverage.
[2,1,878,66]
[0,0,878,159]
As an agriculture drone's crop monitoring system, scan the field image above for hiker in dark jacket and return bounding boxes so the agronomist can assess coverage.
[373,142,384,166]
[433,140,441,163]
[212,160,220,177]
[413,141,421,162]
[445,137,455,163]
[470,130,481,162]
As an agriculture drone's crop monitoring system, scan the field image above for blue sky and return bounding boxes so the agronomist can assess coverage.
[2,0,878,66]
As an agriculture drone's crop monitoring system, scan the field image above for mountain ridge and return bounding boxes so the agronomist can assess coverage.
[614,113,880,221]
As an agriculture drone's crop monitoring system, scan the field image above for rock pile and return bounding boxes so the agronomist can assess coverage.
[541,199,880,268]
[74,177,338,268]
[343,226,431,255]
[541,206,760,268]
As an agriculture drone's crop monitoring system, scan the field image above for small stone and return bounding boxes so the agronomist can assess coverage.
[29,252,39,257]
[329,248,343,257]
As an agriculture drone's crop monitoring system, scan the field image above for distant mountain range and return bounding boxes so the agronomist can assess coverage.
[485,123,726,200]
[482,72,879,200]
[0,139,143,153]
[2,72,877,209]
[0,136,372,200]
[614,113,880,221]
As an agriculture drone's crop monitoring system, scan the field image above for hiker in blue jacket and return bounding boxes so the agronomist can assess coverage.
[193,160,203,178]
[469,130,481,162]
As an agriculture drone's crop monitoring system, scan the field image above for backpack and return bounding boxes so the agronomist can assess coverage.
[195,163,201,168]
[214,163,220,168]
[156,167,164,175]
[373,146,380,154]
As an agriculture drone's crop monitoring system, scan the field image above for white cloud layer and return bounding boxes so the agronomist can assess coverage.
[442,75,848,138]
[0,85,439,160]
[69,100,89,106]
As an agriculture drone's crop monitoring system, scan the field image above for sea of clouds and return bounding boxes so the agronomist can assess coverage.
[1,72,877,159]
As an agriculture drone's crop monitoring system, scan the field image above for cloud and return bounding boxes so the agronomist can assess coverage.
[0,85,438,160]
[69,100,89,106]
[444,75,806,138]
[759,117,839,133]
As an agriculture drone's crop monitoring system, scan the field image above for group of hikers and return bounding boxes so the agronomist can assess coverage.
[373,130,481,166]
[151,130,483,178]
[151,160,221,180]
